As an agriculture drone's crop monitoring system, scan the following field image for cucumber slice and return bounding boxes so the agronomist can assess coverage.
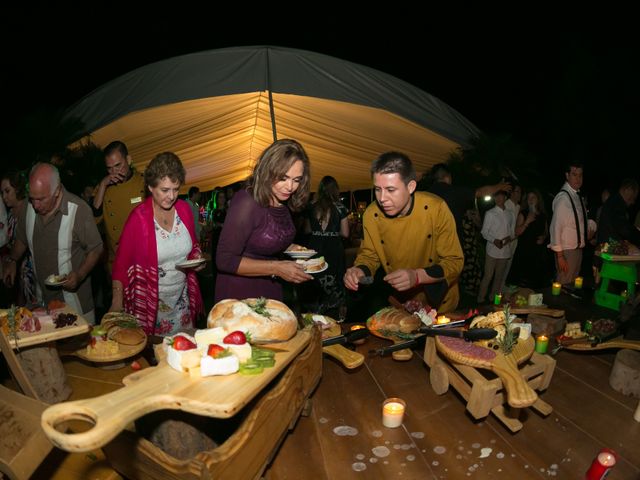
[256,357,276,368]
[252,348,275,359]
[239,362,264,375]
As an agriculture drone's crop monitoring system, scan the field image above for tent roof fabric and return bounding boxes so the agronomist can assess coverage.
[66,46,480,192]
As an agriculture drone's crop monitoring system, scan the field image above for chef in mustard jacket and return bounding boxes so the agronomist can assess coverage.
[344,152,463,313]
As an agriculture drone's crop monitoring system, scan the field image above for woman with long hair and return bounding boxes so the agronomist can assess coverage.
[215,139,313,302]
[302,176,349,316]
[510,188,550,288]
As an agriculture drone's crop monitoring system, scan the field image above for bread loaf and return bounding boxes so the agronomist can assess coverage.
[366,307,422,336]
[207,298,298,342]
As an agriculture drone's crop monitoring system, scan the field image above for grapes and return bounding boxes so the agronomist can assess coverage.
[53,313,77,328]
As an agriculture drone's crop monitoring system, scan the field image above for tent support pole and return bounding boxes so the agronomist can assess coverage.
[266,49,278,142]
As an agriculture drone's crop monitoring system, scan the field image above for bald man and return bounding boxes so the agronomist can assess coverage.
[3,163,103,323]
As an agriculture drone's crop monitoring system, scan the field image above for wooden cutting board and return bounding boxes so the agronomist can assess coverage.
[41,328,312,453]
[435,334,538,409]
[319,317,364,369]
[366,307,423,361]
[492,305,565,318]
[559,335,640,352]
[1,307,90,349]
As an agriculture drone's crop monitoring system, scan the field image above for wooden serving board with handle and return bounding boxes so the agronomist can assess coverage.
[559,335,640,352]
[435,334,537,408]
[366,306,423,361]
[493,305,565,318]
[40,328,312,453]
[321,320,365,369]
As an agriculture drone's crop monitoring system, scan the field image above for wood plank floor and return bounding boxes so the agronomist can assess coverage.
[265,336,640,480]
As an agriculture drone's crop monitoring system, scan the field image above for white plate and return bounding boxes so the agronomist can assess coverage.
[285,250,317,259]
[304,262,328,274]
[45,275,68,286]
[175,258,206,269]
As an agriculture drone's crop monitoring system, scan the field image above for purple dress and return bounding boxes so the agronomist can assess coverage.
[215,189,295,301]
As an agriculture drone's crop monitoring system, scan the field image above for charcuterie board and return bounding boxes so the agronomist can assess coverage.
[435,334,537,408]
[0,307,90,349]
[366,306,423,361]
[40,328,312,453]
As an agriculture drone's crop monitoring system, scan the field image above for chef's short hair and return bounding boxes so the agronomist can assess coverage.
[371,152,416,184]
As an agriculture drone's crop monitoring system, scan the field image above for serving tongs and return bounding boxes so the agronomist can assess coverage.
[369,327,498,356]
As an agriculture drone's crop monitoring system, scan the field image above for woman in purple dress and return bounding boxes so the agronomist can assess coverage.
[215,139,313,301]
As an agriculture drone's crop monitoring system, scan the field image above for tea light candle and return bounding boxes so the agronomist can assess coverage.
[382,398,406,428]
[535,335,549,354]
[494,293,502,305]
[349,324,367,345]
[436,315,450,325]
[574,276,583,289]
[551,282,562,295]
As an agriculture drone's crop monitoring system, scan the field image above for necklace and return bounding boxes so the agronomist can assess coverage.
[155,207,174,227]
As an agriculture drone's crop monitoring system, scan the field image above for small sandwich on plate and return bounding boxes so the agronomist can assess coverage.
[296,256,326,273]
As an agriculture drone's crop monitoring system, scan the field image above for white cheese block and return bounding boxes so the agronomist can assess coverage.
[312,314,328,325]
[200,354,240,376]
[223,342,252,363]
[516,323,531,340]
[195,327,227,351]
[167,347,201,372]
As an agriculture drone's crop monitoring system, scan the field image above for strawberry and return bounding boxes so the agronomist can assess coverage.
[223,330,247,345]
[170,335,197,351]
[130,360,142,371]
[207,344,230,358]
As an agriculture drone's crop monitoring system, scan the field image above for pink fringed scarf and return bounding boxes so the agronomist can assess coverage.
[112,197,203,335]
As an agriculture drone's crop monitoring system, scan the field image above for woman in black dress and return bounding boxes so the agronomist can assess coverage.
[510,189,550,288]
[303,176,349,316]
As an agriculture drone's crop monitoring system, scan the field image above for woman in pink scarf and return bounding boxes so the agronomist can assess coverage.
[110,152,203,336]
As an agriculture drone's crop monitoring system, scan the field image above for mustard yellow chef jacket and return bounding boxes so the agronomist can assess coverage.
[354,191,463,312]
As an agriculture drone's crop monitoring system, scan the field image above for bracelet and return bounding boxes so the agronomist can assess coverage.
[414,269,420,287]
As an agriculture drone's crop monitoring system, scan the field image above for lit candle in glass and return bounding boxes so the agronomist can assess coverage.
[494,293,502,305]
[349,324,367,345]
[574,276,583,289]
[535,335,549,354]
[552,282,561,295]
[436,315,450,325]
[382,398,406,428]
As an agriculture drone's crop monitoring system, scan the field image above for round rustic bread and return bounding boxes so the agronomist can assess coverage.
[113,327,146,346]
[207,298,298,342]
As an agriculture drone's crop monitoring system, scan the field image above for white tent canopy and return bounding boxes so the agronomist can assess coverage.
[66,46,480,192]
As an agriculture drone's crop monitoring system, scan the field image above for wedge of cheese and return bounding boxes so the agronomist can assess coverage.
[194,327,227,351]
[200,355,240,376]
[223,342,252,363]
[167,347,201,372]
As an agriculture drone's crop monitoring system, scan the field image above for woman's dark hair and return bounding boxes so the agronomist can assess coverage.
[144,152,186,191]
[313,176,340,224]
[245,139,311,212]
[1,170,27,200]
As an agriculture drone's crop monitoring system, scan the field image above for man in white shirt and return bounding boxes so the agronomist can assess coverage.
[503,183,522,292]
[477,190,515,303]
[548,162,595,284]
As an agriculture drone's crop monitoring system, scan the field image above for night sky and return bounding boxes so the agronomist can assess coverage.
[2,6,638,205]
